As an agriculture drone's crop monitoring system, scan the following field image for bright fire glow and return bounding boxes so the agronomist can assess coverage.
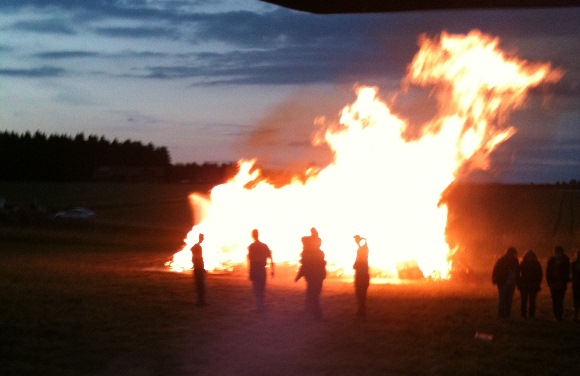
[167,30,561,280]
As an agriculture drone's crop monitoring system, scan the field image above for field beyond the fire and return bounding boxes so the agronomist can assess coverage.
[1,182,579,375]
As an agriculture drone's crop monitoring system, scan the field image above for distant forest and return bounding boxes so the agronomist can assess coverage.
[1,130,578,186]
[0,130,237,184]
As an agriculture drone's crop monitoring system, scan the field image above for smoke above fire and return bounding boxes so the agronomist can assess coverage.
[168,30,561,280]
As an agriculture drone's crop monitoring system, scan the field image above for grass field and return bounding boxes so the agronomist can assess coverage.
[2,251,579,376]
[1,182,579,376]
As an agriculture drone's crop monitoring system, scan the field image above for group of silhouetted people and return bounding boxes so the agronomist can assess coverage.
[492,245,580,322]
[189,228,370,319]
[191,232,580,322]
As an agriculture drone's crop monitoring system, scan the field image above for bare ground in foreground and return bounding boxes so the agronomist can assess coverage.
[1,247,579,376]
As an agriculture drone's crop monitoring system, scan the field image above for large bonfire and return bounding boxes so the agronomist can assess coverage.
[168,30,561,280]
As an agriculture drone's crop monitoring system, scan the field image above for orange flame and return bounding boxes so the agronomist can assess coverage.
[167,30,561,280]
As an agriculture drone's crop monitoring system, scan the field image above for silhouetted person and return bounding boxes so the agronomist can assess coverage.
[546,245,570,321]
[353,235,370,317]
[191,233,206,307]
[571,249,580,323]
[247,229,274,313]
[492,247,519,319]
[295,228,327,320]
[517,250,543,319]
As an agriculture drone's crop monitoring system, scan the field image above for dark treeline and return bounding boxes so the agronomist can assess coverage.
[166,162,237,185]
[2,130,577,186]
[0,130,237,184]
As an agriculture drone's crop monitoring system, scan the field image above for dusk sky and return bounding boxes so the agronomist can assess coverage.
[1,0,578,183]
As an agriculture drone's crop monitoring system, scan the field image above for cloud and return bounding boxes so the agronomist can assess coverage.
[3,2,579,89]
[94,25,181,39]
[141,9,580,88]
[522,157,580,167]
[0,0,117,9]
[3,1,579,45]
[137,42,399,87]
[34,50,100,59]
[8,19,76,34]
[486,136,580,181]
[129,40,405,85]
[32,49,173,60]
[0,66,64,77]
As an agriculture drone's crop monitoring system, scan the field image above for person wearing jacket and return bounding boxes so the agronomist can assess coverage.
[247,229,275,314]
[546,245,570,321]
[492,247,520,320]
[571,249,580,323]
[191,233,206,307]
[517,250,543,319]
[353,235,370,318]
[295,228,327,320]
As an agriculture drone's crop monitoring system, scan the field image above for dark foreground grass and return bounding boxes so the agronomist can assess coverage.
[1,246,579,376]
